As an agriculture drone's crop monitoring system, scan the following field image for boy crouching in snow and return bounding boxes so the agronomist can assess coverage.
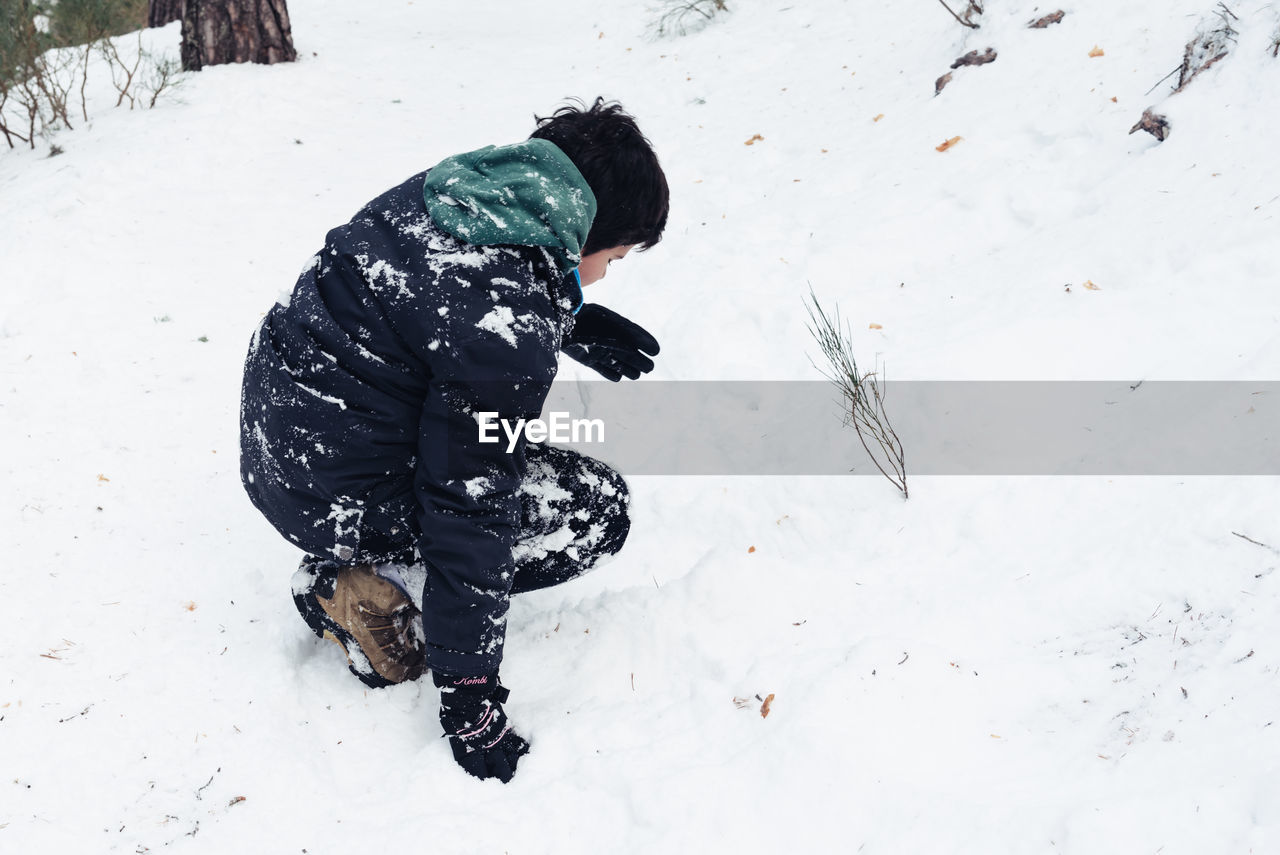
[239,99,668,782]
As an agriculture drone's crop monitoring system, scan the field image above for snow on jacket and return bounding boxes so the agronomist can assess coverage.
[240,140,593,676]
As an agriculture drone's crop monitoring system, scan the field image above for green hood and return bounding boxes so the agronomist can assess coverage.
[422,139,596,273]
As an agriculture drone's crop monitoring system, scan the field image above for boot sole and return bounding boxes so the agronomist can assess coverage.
[293,564,425,689]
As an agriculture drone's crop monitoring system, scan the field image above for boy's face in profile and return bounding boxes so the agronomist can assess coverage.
[578,244,638,286]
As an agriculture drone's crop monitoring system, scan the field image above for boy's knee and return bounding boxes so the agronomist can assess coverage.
[597,498,631,558]
[581,459,630,557]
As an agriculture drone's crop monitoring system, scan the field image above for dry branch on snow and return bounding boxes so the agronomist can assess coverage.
[1174,3,1238,93]
[805,290,908,499]
[937,0,983,29]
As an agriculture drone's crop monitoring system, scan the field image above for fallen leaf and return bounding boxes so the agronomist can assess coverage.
[936,136,963,152]
[1089,46,1105,57]
[744,134,764,146]
[869,322,883,330]
[1028,10,1065,28]
[1110,96,1118,103]
[873,113,885,122]
[184,601,198,612]
[1083,280,1100,291]
[228,796,246,807]
[97,474,110,482]
[760,693,775,718]
[748,545,756,553]
[951,47,997,69]
[1129,108,1170,141]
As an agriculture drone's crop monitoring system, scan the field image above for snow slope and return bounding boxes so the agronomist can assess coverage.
[2,1,1277,852]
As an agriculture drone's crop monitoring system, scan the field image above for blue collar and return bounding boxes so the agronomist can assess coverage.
[568,268,584,315]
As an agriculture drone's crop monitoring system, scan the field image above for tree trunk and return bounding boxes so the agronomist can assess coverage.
[180,0,296,72]
[149,0,185,28]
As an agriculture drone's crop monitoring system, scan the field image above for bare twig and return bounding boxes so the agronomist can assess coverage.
[32,50,77,131]
[144,54,183,108]
[1232,531,1279,553]
[101,35,144,109]
[58,704,92,723]
[0,85,24,147]
[195,767,221,800]
[1178,50,1230,91]
[937,0,981,29]
[1175,3,1238,93]
[20,76,41,147]
[79,45,92,123]
[805,288,908,498]
[1144,66,1182,96]
[653,0,729,37]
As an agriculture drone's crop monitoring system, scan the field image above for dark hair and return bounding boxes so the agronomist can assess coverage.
[530,98,669,254]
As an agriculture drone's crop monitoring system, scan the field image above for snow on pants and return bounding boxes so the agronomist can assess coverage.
[307,444,631,594]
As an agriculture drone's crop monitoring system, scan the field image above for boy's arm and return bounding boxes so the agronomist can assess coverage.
[412,337,554,677]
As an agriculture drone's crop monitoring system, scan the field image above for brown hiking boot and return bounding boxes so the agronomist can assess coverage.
[292,561,426,688]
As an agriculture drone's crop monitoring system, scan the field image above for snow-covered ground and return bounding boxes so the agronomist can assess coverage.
[2,1,1277,851]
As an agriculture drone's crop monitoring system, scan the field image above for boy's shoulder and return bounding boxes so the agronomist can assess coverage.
[320,172,574,365]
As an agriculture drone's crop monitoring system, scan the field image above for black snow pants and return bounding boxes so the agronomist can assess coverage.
[307,444,631,595]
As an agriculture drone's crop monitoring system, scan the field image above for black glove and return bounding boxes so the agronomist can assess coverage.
[433,671,530,783]
[561,303,660,382]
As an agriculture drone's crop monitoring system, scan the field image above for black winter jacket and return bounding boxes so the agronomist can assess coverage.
[240,171,580,676]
